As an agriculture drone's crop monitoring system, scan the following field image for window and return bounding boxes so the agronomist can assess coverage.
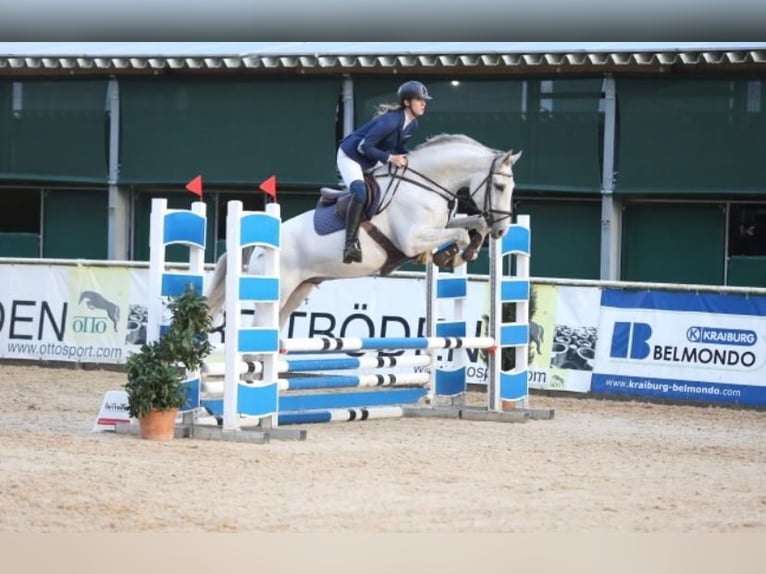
[0,188,40,233]
[729,203,766,256]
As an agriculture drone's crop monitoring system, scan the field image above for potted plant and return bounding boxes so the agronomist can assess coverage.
[124,284,213,440]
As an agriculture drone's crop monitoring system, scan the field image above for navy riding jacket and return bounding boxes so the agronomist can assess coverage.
[339,109,418,172]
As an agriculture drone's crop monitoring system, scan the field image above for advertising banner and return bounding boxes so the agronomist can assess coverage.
[526,283,600,393]
[0,264,147,364]
[591,288,766,407]
[7,260,766,408]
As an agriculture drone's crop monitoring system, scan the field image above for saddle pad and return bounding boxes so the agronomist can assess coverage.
[312,195,382,236]
[313,202,345,235]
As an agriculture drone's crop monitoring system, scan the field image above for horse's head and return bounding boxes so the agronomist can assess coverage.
[466,147,523,239]
[382,134,523,255]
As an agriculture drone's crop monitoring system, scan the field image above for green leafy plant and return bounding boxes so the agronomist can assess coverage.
[124,284,213,419]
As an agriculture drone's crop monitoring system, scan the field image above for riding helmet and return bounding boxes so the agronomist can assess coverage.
[397,80,432,102]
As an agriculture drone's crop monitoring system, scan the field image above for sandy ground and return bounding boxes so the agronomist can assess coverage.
[0,363,765,533]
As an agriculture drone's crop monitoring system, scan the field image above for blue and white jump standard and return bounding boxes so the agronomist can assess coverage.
[144,198,207,436]
[401,213,553,422]
[141,198,291,443]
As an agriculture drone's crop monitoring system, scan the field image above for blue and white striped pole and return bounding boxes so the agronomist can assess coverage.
[222,200,282,431]
[488,214,531,411]
[147,197,207,412]
[426,256,470,404]
[279,336,494,353]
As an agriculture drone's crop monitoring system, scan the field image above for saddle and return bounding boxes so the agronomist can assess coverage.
[319,174,414,274]
[319,172,380,220]
[317,171,477,274]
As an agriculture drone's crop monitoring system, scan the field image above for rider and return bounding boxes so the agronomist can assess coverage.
[336,80,432,264]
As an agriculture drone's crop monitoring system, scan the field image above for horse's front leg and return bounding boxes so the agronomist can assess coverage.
[406,227,472,265]
[446,214,489,233]
[446,215,490,263]
[437,229,488,268]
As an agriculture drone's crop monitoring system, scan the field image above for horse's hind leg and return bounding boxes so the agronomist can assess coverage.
[279,281,317,332]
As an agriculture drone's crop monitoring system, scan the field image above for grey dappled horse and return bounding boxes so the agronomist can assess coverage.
[207,134,522,328]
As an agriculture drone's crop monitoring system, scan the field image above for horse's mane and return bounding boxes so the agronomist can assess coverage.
[412,134,499,155]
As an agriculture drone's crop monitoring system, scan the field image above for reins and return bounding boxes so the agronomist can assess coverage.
[373,153,514,228]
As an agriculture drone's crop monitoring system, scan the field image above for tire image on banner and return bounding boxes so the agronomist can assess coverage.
[526,284,600,393]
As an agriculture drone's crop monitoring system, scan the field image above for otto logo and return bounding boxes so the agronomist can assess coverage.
[686,326,756,346]
[72,315,109,334]
[610,322,652,359]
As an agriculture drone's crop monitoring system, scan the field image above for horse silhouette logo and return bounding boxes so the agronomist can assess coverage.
[78,291,120,332]
[529,320,544,356]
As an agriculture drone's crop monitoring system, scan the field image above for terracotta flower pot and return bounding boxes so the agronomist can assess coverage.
[138,408,179,441]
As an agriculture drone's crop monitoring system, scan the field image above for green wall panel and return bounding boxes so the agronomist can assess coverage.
[622,202,725,284]
[616,77,766,194]
[353,77,603,193]
[280,192,319,222]
[514,199,602,279]
[727,256,766,288]
[119,78,341,186]
[43,190,109,259]
[0,233,39,257]
[0,80,109,183]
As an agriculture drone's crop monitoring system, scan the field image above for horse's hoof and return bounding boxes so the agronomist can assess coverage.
[462,247,478,261]
[432,243,459,267]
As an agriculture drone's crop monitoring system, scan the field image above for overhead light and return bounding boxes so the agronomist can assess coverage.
[451,80,460,87]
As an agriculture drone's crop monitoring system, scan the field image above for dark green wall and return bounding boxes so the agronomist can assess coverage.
[42,189,109,259]
[727,256,766,288]
[616,76,766,194]
[0,74,763,289]
[0,233,39,257]
[621,202,726,285]
[0,80,109,183]
[515,199,602,279]
[353,77,604,194]
[119,78,341,186]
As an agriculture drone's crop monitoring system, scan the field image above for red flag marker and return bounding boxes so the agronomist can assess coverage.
[186,175,203,198]
[260,175,277,200]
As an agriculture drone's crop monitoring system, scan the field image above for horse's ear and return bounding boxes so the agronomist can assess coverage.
[500,149,523,167]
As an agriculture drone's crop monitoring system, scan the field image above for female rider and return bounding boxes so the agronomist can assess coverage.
[336,80,432,263]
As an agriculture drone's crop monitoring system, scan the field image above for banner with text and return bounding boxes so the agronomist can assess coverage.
[0,263,147,364]
[591,288,766,407]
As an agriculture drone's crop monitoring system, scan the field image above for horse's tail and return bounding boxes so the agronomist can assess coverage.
[205,246,258,322]
[206,252,228,322]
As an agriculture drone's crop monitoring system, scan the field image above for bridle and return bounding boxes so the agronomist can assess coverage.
[374,153,514,228]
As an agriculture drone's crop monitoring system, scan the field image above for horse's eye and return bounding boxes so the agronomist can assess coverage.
[493,182,505,192]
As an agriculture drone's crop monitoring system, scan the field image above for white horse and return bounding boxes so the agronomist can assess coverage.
[207,134,522,328]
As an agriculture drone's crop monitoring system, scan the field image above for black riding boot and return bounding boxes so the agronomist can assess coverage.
[343,199,364,264]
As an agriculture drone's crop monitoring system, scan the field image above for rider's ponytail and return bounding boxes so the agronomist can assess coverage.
[374,102,402,116]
